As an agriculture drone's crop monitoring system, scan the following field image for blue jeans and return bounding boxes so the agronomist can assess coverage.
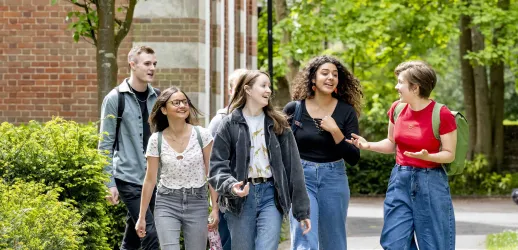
[154,185,208,250]
[290,159,350,250]
[218,210,231,250]
[225,181,282,250]
[380,164,455,250]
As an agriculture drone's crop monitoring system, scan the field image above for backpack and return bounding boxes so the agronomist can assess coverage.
[112,86,161,151]
[393,102,469,175]
[290,100,304,134]
[156,126,204,182]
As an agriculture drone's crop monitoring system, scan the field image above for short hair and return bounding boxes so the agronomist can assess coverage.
[394,60,436,98]
[228,68,247,90]
[128,45,155,64]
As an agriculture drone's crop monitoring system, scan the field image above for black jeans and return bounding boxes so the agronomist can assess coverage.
[115,178,159,250]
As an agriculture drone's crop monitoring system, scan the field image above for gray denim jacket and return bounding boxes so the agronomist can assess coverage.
[208,108,310,221]
[98,79,159,188]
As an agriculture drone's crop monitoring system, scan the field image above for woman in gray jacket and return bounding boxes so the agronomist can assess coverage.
[208,70,311,250]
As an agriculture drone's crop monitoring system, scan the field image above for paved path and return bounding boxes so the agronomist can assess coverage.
[279,197,518,250]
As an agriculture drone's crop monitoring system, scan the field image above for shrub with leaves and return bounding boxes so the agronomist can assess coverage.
[348,151,395,195]
[0,181,84,249]
[0,118,118,249]
[449,154,514,196]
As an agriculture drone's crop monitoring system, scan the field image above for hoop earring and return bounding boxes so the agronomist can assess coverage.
[311,85,316,91]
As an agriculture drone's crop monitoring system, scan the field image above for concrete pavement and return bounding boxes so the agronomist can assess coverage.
[278,197,518,250]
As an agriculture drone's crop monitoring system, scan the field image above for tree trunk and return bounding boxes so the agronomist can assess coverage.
[471,27,493,163]
[97,0,118,115]
[490,0,510,171]
[459,13,476,160]
[274,0,299,103]
[490,63,504,171]
[273,76,292,108]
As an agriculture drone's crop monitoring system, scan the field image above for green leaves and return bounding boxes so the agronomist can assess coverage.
[0,118,114,250]
[0,181,85,249]
[66,9,98,43]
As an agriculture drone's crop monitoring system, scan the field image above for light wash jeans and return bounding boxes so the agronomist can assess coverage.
[154,185,208,250]
[225,181,283,250]
[290,159,350,250]
[380,164,456,250]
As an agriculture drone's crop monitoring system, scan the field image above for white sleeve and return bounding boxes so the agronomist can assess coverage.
[199,127,214,148]
[146,132,160,157]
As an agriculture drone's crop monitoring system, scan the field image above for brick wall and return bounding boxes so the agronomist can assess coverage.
[0,0,257,124]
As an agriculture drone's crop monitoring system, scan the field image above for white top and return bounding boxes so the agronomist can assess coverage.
[146,126,213,189]
[243,112,272,178]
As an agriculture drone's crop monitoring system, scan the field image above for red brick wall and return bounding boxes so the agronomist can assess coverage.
[0,0,257,124]
[0,1,96,123]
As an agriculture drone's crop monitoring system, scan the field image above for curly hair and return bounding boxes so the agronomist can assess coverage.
[148,86,201,132]
[291,55,363,116]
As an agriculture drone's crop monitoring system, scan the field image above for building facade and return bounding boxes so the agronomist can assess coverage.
[0,0,258,126]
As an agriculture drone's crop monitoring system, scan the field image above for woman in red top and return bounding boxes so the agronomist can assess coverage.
[347,61,457,250]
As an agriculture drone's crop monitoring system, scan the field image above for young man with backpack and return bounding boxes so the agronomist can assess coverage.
[347,61,468,250]
[98,45,160,250]
[207,68,246,250]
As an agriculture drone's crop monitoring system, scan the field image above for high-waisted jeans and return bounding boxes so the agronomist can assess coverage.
[380,164,456,250]
[154,185,209,250]
[290,159,350,250]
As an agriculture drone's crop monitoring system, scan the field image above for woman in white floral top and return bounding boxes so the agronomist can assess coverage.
[135,86,219,250]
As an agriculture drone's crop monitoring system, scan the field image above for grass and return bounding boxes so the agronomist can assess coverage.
[486,230,518,250]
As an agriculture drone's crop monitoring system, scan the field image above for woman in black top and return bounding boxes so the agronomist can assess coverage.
[284,55,362,250]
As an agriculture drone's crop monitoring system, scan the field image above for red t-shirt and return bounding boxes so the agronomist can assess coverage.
[387,100,457,168]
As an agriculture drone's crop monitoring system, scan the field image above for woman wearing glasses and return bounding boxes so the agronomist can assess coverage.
[135,86,219,250]
[284,55,363,250]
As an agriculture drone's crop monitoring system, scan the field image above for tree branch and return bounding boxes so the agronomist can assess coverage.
[67,0,87,9]
[115,0,137,49]
[81,36,96,46]
[114,18,122,27]
[83,0,97,46]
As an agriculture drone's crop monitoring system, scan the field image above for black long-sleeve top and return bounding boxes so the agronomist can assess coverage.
[284,99,360,166]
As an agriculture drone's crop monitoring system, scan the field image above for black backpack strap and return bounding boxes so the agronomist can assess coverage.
[113,86,125,151]
[291,100,303,134]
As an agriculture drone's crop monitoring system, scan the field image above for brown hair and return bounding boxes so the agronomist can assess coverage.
[394,60,436,98]
[128,45,155,64]
[148,86,201,132]
[228,70,289,135]
[291,55,363,116]
[228,68,247,90]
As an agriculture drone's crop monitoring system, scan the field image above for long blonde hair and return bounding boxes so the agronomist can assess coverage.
[228,70,289,135]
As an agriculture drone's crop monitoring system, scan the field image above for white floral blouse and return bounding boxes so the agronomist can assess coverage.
[146,126,213,189]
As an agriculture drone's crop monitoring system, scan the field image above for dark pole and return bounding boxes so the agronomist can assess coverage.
[267,0,274,92]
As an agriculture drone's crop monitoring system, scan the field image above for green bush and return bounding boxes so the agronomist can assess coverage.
[449,154,514,196]
[348,152,515,196]
[486,230,518,250]
[0,118,123,249]
[348,151,395,195]
[0,181,85,249]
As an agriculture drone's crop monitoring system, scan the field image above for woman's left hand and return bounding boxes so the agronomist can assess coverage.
[208,209,220,230]
[404,149,429,160]
[320,115,339,133]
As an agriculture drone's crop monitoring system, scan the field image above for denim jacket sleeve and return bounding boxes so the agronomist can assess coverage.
[208,117,238,197]
[98,90,118,188]
[280,128,310,221]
